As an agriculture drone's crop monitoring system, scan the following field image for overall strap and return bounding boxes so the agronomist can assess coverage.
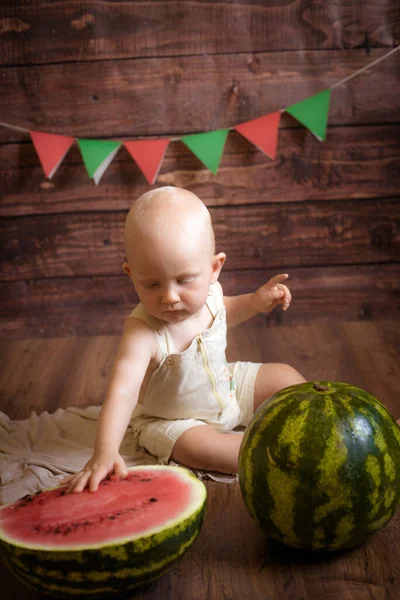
[205,282,224,317]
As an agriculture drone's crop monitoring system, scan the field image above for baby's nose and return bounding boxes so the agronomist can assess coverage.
[161,287,180,304]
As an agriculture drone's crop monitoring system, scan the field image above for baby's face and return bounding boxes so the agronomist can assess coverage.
[127,234,218,324]
[123,187,225,323]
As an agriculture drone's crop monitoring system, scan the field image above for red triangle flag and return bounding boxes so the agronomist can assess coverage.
[30,131,74,179]
[234,112,281,159]
[124,139,169,185]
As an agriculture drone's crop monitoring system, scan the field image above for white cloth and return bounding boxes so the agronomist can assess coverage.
[0,406,238,506]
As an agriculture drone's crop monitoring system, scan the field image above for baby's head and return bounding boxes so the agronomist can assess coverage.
[123,186,226,322]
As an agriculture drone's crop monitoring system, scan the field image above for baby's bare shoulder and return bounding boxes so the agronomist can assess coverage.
[118,317,158,361]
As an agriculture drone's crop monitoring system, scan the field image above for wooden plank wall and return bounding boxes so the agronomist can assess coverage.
[0,1,399,339]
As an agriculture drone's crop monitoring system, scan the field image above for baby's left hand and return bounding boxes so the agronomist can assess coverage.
[252,274,292,314]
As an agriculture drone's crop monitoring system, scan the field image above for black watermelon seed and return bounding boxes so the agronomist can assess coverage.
[150,498,157,502]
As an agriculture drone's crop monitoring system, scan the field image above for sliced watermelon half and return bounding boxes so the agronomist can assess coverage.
[0,465,207,598]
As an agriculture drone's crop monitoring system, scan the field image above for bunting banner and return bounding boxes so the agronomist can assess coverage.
[124,139,169,185]
[77,139,121,184]
[181,129,229,175]
[286,90,331,142]
[0,46,398,185]
[30,131,74,179]
[234,111,281,159]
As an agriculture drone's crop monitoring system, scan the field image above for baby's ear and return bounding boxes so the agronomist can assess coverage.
[210,252,226,283]
[122,262,131,276]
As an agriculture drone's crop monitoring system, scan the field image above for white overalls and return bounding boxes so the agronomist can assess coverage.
[128,283,261,463]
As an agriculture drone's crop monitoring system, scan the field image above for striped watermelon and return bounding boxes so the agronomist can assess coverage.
[0,465,206,598]
[239,381,400,550]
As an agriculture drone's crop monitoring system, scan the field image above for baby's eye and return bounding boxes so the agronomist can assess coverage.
[178,277,194,285]
[144,282,159,289]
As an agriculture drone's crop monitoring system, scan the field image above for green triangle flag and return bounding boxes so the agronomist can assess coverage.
[78,139,121,184]
[286,89,331,142]
[181,129,229,175]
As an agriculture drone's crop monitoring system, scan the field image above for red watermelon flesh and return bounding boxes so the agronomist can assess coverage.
[0,468,194,549]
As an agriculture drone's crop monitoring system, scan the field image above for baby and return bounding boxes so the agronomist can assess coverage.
[64,186,306,493]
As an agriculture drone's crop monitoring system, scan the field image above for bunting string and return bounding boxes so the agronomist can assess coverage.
[330,45,400,90]
[0,45,398,185]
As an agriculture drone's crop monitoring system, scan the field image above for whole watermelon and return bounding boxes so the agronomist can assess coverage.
[238,381,400,551]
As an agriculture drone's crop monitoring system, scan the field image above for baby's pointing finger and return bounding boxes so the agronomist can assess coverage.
[270,273,289,284]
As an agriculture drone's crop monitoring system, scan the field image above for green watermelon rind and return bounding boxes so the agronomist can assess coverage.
[0,465,207,598]
[238,381,400,551]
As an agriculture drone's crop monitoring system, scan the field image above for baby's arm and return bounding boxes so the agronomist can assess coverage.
[63,318,157,493]
[221,274,291,329]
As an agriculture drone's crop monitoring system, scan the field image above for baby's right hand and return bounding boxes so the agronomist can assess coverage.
[61,451,128,493]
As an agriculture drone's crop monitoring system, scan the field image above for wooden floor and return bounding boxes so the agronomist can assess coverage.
[1,319,399,599]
